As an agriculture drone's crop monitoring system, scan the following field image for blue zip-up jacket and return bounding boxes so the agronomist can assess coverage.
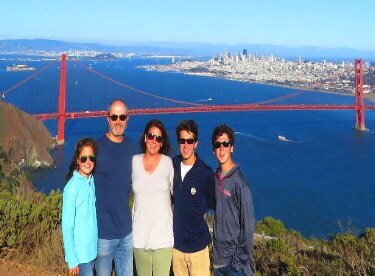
[172,155,215,253]
[62,171,97,269]
[213,164,255,275]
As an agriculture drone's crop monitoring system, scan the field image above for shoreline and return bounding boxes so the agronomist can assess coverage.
[141,66,375,102]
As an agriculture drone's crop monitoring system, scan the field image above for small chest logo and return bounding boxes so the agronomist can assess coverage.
[191,187,196,195]
[223,189,231,197]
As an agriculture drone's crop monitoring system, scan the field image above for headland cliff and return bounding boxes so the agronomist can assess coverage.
[0,100,55,169]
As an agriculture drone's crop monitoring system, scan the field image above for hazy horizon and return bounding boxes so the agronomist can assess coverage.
[1,1,375,51]
[2,38,375,61]
[3,38,375,53]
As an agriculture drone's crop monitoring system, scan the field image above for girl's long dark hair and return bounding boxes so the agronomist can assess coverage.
[139,119,171,156]
[65,138,98,182]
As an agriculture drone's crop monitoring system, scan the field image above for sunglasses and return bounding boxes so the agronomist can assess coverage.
[109,114,128,121]
[213,141,232,149]
[79,155,96,163]
[146,133,163,143]
[178,138,196,145]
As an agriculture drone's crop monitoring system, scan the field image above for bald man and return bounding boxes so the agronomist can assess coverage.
[95,99,136,276]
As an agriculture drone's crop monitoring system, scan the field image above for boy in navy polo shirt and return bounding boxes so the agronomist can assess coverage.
[172,120,215,276]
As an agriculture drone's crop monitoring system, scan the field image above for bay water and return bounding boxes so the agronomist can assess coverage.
[1,56,374,238]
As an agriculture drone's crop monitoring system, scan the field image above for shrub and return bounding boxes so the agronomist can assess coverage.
[256,216,287,236]
[362,228,375,244]
[0,190,32,247]
[332,232,357,247]
[0,187,65,273]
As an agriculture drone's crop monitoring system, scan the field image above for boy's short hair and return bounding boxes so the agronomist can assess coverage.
[211,124,235,146]
[176,120,198,140]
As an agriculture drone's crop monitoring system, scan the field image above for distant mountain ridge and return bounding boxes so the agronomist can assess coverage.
[1,39,375,60]
[0,39,119,52]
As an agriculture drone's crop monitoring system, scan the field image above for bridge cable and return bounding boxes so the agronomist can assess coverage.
[0,60,59,98]
[71,59,207,107]
[252,89,308,105]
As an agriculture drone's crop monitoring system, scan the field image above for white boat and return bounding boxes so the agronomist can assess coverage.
[278,135,287,141]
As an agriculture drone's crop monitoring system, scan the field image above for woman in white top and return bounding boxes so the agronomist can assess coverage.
[132,119,174,276]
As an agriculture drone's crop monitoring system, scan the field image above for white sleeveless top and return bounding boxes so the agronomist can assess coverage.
[131,154,174,249]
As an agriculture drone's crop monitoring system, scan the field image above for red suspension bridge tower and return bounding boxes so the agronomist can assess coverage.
[354,59,366,131]
[57,54,67,145]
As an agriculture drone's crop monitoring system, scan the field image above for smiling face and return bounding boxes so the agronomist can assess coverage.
[178,130,198,165]
[107,100,128,142]
[213,133,234,171]
[144,126,163,156]
[77,145,96,178]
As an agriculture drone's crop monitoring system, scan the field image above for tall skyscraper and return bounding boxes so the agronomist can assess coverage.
[243,49,248,57]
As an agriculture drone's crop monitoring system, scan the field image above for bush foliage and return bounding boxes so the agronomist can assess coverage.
[253,217,375,275]
[1,184,374,275]
[0,149,65,273]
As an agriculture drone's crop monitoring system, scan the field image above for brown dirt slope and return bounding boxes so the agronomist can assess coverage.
[0,259,59,276]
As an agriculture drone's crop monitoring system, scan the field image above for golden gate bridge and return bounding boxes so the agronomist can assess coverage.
[1,54,373,145]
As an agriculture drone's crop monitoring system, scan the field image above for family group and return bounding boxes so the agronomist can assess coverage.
[62,99,255,276]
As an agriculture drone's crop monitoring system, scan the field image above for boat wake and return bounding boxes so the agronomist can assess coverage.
[277,135,301,143]
[235,132,269,142]
[235,132,303,144]
[198,97,213,102]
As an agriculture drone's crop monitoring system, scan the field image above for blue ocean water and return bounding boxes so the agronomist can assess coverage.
[1,55,374,238]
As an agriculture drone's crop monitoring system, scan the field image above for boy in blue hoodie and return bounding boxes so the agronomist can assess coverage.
[212,124,255,276]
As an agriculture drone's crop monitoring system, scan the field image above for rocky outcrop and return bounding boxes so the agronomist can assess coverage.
[0,100,55,169]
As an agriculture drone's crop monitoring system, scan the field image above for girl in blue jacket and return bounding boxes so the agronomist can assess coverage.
[62,138,98,276]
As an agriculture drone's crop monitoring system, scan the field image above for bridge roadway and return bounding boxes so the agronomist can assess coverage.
[35,104,375,120]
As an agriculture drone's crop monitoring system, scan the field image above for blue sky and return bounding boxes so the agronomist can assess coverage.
[1,0,374,50]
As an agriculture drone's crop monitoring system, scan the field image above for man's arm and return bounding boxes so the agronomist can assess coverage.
[204,169,216,210]
[62,186,79,269]
[232,180,255,272]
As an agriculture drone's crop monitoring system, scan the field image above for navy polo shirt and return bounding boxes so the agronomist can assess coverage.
[172,155,215,253]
